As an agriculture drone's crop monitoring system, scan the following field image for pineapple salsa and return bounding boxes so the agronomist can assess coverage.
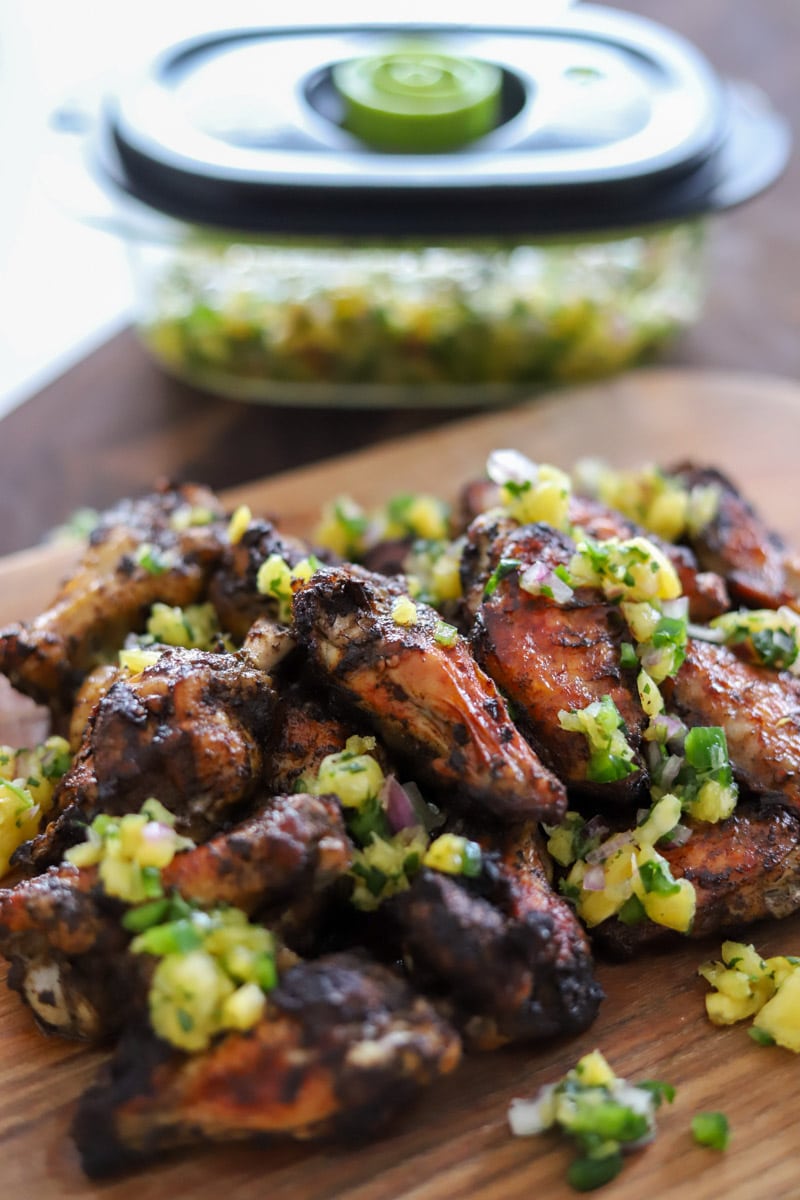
[310,450,740,939]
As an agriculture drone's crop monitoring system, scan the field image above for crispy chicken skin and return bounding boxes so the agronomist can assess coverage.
[266,684,356,796]
[594,805,800,957]
[454,481,729,623]
[208,519,313,641]
[670,463,800,610]
[19,647,276,868]
[463,517,648,803]
[665,639,800,813]
[0,864,134,1039]
[162,793,352,914]
[292,565,566,824]
[0,484,228,717]
[568,494,729,623]
[72,953,462,1179]
[390,825,601,1048]
[0,795,352,1039]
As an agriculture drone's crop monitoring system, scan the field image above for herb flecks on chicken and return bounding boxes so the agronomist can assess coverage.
[463,518,648,803]
[72,953,462,1179]
[0,484,228,718]
[18,646,277,869]
[390,822,602,1047]
[671,462,800,611]
[292,565,566,824]
[666,639,800,814]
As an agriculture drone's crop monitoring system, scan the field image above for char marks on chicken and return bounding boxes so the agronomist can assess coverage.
[18,647,277,869]
[73,953,461,1178]
[670,462,800,611]
[462,516,648,803]
[665,639,800,814]
[292,564,566,824]
[390,822,601,1048]
[0,484,228,719]
[595,804,800,958]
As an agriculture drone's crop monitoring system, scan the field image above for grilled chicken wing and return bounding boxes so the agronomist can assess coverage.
[72,953,462,1178]
[209,519,313,641]
[18,647,277,869]
[463,516,648,803]
[454,480,728,622]
[390,825,601,1048]
[671,463,800,611]
[665,639,800,814]
[594,804,800,957]
[0,484,228,718]
[0,794,352,1039]
[266,683,374,795]
[292,565,566,824]
[0,864,134,1039]
[162,793,352,915]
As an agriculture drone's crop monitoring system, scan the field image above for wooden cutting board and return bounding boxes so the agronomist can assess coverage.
[2,367,800,1199]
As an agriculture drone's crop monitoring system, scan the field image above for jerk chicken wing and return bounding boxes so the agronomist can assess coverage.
[670,463,800,611]
[18,646,277,869]
[0,793,352,1040]
[462,515,648,804]
[72,953,461,1178]
[0,484,228,719]
[390,823,601,1048]
[292,565,566,824]
[665,639,800,815]
[594,804,800,957]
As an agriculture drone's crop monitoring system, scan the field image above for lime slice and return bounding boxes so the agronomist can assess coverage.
[333,49,502,151]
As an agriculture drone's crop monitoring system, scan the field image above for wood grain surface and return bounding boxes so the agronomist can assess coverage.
[1,0,797,558]
[2,368,800,1198]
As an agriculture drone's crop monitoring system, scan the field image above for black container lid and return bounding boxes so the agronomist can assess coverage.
[91,8,791,237]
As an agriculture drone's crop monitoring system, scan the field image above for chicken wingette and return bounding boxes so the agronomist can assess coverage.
[17,646,276,869]
[665,639,800,814]
[0,483,228,719]
[462,515,648,804]
[670,462,800,611]
[0,793,352,1040]
[390,823,601,1048]
[593,804,800,957]
[292,565,566,824]
[72,953,462,1179]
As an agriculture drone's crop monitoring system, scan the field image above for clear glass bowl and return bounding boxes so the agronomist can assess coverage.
[130,221,707,407]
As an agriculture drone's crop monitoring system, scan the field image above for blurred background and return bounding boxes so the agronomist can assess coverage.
[0,0,797,419]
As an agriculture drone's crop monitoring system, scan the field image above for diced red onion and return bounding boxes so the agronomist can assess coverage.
[586,831,632,864]
[660,753,684,790]
[645,741,663,773]
[142,821,173,845]
[582,864,606,891]
[687,622,726,644]
[649,713,686,744]
[667,823,692,847]
[382,776,418,832]
[486,449,539,488]
[662,597,689,620]
[583,815,610,842]
[519,563,574,604]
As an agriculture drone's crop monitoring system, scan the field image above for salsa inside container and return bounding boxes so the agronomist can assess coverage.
[62,9,790,406]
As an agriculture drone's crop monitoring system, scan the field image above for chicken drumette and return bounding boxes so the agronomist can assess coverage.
[73,952,461,1178]
[292,565,566,824]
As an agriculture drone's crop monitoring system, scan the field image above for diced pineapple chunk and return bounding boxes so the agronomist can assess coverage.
[753,971,800,1052]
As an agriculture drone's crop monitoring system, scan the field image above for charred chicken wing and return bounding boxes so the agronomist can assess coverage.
[72,953,461,1178]
[0,484,228,718]
[292,565,566,824]
[463,516,648,803]
[19,647,276,868]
